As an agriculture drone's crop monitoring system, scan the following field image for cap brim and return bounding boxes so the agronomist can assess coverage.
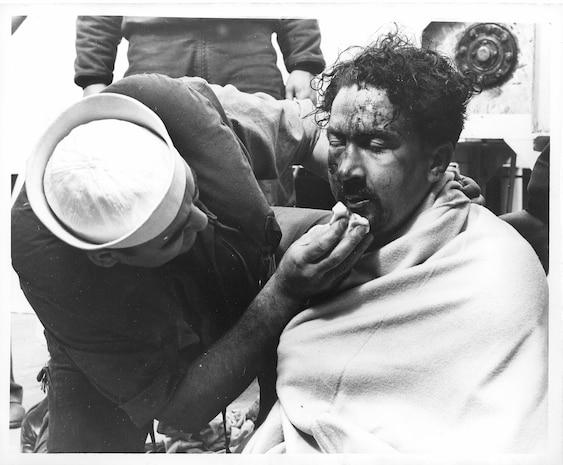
[26,93,186,250]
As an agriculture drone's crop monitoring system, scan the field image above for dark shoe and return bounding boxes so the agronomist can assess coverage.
[10,402,26,429]
[20,397,49,453]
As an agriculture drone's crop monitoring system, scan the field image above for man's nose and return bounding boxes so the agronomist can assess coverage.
[338,143,365,181]
[192,206,209,232]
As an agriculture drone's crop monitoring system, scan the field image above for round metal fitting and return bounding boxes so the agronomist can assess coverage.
[455,23,518,88]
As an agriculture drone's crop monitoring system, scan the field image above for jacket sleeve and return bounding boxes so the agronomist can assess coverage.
[209,82,322,180]
[74,16,123,89]
[525,143,549,225]
[274,19,325,75]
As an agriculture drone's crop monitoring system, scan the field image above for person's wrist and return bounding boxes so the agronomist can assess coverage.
[264,273,303,316]
[82,83,107,97]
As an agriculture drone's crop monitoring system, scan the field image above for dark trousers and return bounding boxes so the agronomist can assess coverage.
[45,342,147,453]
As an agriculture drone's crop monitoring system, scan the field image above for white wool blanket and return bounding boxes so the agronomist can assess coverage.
[243,173,548,454]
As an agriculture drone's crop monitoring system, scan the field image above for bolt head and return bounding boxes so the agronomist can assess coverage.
[476,45,491,62]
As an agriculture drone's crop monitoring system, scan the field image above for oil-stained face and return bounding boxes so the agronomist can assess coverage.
[326,84,434,244]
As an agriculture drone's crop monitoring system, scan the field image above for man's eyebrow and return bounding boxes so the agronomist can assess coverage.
[362,128,396,140]
[328,125,396,140]
[326,126,342,136]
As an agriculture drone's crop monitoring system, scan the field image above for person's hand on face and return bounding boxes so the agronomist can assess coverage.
[271,213,373,302]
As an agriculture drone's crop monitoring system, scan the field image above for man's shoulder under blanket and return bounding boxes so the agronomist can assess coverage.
[453,203,546,279]
[431,203,548,319]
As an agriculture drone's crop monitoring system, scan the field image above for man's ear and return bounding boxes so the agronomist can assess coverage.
[427,142,454,182]
[86,249,120,268]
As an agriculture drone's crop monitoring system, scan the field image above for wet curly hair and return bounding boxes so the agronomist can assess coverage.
[315,31,480,147]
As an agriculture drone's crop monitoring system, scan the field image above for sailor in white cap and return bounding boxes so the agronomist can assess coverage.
[28,95,208,268]
[12,74,372,452]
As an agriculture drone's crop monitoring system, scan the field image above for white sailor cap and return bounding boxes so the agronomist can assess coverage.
[25,93,187,250]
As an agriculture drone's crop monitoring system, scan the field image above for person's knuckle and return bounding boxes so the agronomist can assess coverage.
[324,250,344,269]
[314,236,334,253]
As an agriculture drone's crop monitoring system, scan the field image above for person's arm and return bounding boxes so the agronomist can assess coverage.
[307,129,330,179]
[158,215,373,432]
[74,16,123,95]
[275,19,325,102]
[210,81,328,181]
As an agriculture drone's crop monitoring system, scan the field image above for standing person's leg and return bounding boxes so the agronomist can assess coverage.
[10,352,26,429]
[46,343,148,453]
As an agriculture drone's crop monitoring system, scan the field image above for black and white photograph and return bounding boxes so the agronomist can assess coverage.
[1,1,561,464]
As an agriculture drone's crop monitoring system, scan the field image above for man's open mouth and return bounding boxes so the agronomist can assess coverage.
[344,197,370,210]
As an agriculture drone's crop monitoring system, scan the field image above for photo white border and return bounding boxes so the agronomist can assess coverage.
[1,2,561,464]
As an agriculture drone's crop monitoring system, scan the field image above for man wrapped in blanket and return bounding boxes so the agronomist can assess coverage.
[242,32,548,454]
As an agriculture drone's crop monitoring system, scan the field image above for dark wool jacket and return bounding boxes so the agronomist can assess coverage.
[74,17,326,99]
